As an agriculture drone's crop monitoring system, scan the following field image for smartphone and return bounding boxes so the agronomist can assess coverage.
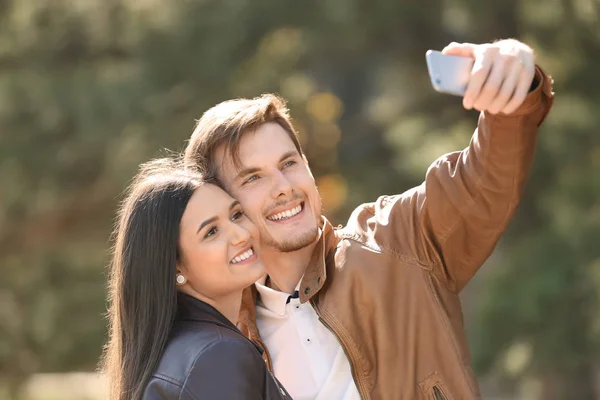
[425,50,474,96]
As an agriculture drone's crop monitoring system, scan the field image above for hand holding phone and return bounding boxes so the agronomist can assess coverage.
[425,50,474,97]
[426,41,538,114]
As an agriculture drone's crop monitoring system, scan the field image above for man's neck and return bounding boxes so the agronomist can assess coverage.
[260,242,317,294]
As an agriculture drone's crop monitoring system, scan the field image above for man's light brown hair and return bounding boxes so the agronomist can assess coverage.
[184,94,304,182]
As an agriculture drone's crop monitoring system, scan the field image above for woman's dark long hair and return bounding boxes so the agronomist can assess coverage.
[101,157,204,400]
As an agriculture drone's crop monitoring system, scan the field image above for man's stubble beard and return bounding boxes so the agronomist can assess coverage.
[263,226,319,253]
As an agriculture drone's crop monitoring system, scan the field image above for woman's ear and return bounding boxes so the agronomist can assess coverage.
[175,274,187,286]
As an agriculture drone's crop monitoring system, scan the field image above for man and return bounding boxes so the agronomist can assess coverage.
[183,39,554,399]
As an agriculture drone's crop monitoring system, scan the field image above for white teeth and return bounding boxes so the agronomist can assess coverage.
[267,204,302,221]
[231,248,254,264]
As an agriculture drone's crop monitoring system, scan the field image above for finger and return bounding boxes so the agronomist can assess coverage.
[486,59,522,114]
[441,42,476,58]
[502,63,536,114]
[463,47,493,109]
[472,54,508,111]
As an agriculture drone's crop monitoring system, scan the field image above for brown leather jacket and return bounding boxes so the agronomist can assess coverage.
[238,67,554,400]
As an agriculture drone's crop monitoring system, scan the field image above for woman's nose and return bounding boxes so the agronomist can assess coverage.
[230,222,251,246]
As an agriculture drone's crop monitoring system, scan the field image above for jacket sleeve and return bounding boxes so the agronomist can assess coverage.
[377,66,554,293]
[181,339,266,400]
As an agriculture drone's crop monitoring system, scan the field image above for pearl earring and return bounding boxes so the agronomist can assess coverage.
[176,274,186,285]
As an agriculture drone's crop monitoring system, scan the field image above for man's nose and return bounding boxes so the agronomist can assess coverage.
[270,170,292,198]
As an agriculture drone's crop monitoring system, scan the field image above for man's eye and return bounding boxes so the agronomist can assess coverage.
[244,175,259,184]
[232,210,244,221]
[204,227,217,238]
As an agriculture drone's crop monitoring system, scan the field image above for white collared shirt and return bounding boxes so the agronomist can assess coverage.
[255,279,361,400]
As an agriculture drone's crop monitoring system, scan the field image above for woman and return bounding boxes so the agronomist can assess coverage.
[101,158,291,400]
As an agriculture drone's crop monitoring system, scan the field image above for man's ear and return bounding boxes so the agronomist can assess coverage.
[302,153,317,180]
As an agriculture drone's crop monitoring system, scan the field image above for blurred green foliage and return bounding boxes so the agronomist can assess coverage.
[0,0,598,398]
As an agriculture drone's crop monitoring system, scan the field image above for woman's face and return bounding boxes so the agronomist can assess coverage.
[177,184,265,300]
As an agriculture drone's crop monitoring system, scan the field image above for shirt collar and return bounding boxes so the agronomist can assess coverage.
[255,275,301,317]
[237,216,339,368]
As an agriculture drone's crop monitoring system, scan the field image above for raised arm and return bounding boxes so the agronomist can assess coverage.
[417,40,555,291]
[417,63,553,292]
[352,40,554,293]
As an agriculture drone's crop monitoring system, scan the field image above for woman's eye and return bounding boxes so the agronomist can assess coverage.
[282,160,296,168]
[232,210,244,221]
[204,227,217,238]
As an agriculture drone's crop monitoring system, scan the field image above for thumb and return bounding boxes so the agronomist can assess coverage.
[441,42,476,58]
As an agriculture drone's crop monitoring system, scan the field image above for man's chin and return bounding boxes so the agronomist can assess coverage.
[267,229,319,253]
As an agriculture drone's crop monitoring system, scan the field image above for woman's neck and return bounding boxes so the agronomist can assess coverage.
[184,289,242,325]
[211,293,242,325]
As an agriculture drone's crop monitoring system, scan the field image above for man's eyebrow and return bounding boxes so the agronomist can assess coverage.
[234,151,299,182]
[234,167,260,182]
[279,151,298,162]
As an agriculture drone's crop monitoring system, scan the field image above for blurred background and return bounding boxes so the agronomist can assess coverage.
[0,0,598,399]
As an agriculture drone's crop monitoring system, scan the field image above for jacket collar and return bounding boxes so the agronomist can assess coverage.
[178,293,237,329]
[236,216,340,367]
[178,293,265,354]
[297,216,338,303]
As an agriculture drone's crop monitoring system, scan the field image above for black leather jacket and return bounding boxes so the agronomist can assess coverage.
[143,294,292,399]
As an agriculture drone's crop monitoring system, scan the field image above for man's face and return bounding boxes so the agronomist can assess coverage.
[214,122,322,253]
